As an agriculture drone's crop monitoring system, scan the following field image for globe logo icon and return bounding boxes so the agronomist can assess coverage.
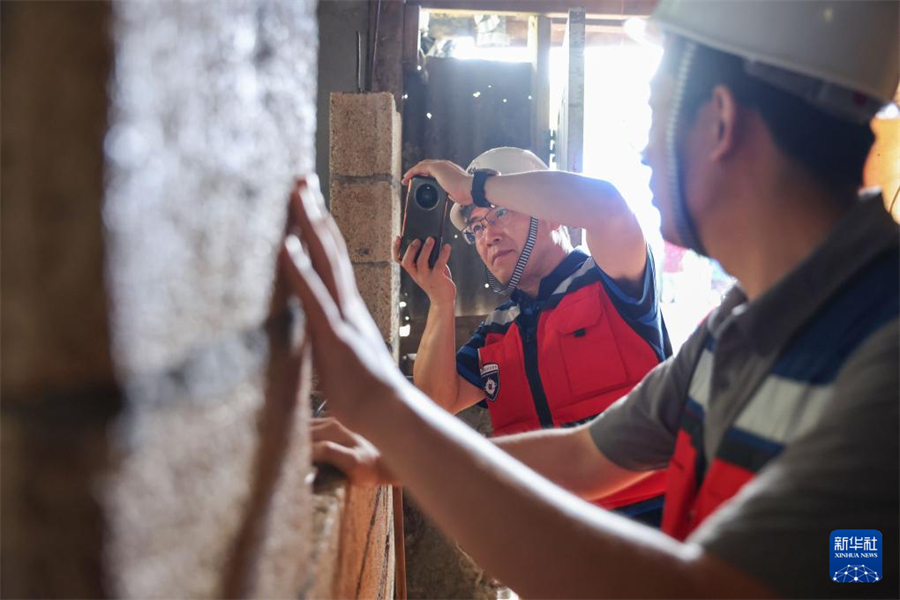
[833,565,879,583]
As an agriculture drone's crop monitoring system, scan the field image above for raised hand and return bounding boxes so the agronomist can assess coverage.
[392,236,455,306]
[402,160,474,206]
[279,177,409,431]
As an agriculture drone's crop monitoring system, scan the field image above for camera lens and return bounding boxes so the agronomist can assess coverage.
[415,184,439,210]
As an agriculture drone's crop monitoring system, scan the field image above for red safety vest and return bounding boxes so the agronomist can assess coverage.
[661,428,758,540]
[478,280,666,510]
[659,344,772,541]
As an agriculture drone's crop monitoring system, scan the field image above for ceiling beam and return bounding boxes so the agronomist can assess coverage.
[414,0,657,19]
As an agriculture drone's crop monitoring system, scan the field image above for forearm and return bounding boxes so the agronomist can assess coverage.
[486,170,647,282]
[484,171,633,231]
[493,425,649,500]
[360,386,772,599]
[412,300,459,410]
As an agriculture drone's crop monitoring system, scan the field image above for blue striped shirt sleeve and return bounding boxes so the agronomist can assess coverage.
[595,246,672,360]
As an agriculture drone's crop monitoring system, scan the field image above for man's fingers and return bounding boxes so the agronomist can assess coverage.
[416,237,435,271]
[435,243,452,272]
[280,235,343,343]
[401,161,433,186]
[290,179,350,310]
[312,440,358,476]
[311,416,358,446]
[400,240,420,274]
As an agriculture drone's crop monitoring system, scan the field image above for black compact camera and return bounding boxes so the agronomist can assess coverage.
[400,176,451,268]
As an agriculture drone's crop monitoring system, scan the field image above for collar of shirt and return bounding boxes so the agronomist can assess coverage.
[709,192,898,354]
[511,247,591,307]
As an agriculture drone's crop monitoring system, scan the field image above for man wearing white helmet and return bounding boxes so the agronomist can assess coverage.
[294,1,899,596]
[393,146,671,525]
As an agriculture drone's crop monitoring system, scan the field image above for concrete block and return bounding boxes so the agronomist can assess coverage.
[330,92,401,178]
[331,179,400,263]
[353,262,400,344]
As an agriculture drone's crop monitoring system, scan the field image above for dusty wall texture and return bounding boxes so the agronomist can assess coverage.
[329,92,401,353]
[2,0,320,597]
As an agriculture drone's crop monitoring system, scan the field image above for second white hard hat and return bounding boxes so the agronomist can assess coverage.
[450,147,549,231]
[649,0,899,120]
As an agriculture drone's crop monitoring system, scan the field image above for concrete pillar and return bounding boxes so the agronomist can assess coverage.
[329,92,402,354]
[1,1,318,597]
[324,91,401,598]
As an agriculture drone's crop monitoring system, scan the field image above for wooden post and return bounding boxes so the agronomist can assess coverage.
[528,14,552,164]
[392,487,408,600]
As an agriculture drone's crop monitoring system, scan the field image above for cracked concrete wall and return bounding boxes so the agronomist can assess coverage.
[2,1,319,597]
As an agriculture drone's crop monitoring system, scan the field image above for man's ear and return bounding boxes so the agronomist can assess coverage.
[709,84,740,162]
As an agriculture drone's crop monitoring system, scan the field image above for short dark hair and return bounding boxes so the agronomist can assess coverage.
[662,38,875,195]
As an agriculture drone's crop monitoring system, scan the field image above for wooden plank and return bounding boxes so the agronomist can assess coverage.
[556,7,585,245]
[418,0,656,18]
[369,0,405,109]
[402,2,421,71]
[556,7,585,174]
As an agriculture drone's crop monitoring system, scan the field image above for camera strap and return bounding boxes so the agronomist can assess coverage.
[486,216,538,295]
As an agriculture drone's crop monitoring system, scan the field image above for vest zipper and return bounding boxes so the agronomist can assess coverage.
[521,320,554,429]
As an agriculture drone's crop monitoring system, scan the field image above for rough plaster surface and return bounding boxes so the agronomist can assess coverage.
[100,1,318,597]
[104,0,318,378]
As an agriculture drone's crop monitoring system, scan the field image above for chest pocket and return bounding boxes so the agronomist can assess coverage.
[550,292,628,399]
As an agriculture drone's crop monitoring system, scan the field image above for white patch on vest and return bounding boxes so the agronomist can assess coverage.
[733,376,832,444]
[687,349,714,409]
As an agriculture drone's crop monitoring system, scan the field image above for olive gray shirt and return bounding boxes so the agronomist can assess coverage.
[589,195,899,598]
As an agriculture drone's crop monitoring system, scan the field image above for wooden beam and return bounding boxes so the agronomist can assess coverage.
[417,0,657,18]
[528,14,552,164]
[402,2,421,71]
[370,0,406,109]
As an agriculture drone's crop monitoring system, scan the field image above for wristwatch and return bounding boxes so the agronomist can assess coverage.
[471,168,498,208]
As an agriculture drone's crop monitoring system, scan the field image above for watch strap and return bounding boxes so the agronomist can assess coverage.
[471,169,498,208]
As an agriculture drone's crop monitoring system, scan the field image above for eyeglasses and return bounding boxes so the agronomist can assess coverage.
[462,207,511,245]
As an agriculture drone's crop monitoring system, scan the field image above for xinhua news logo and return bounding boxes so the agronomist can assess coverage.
[830,530,882,583]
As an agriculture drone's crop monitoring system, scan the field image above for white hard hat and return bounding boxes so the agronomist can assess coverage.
[450,147,549,231]
[648,0,899,120]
